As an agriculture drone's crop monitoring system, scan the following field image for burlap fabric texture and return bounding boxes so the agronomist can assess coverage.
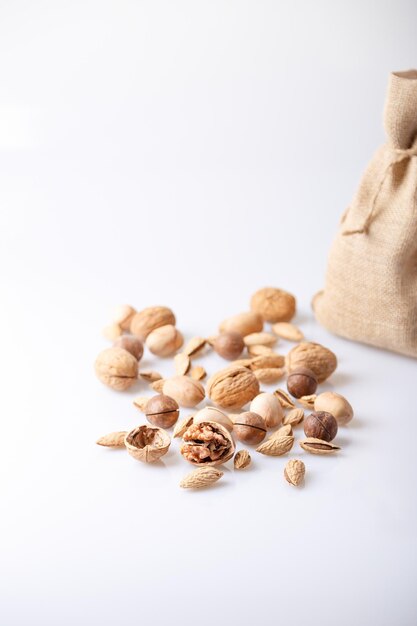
[314,70,417,357]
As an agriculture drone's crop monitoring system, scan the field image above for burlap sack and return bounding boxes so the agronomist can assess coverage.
[314,70,417,357]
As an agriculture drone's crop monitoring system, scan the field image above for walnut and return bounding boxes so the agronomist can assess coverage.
[180,421,235,466]
[130,306,175,339]
[95,347,138,391]
[250,287,296,322]
[206,366,260,409]
[285,342,337,383]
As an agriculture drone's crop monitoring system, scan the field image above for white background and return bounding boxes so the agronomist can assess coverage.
[1,1,416,625]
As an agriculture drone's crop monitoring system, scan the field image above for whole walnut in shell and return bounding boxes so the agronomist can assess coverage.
[95,347,138,391]
[181,421,235,466]
[285,342,337,383]
[162,375,205,408]
[250,287,296,323]
[206,366,260,410]
[146,324,183,357]
[130,306,175,339]
[125,425,170,462]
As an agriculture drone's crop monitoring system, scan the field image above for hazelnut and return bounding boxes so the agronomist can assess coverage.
[233,412,267,445]
[287,367,318,399]
[146,324,183,357]
[95,347,138,391]
[250,287,296,322]
[193,407,234,431]
[314,392,354,426]
[125,425,170,463]
[249,393,283,428]
[181,421,235,466]
[114,335,144,360]
[303,411,338,442]
[144,394,179,428]
[213,332,245,360]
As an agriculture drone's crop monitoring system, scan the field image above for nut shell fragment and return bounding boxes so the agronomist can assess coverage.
[283,408,304,426]
[183,336,207,358]
[151,379,165,393]
[274,389,296,409]
[173,415,194,438]
[190,365,207,381]
[269,424,293,438]
[174,353,191,376]
[234,449,251,469]
[298,394,317,409]
[140,371,163,383]
[133,396,150,412]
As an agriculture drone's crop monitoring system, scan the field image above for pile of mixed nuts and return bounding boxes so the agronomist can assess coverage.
[95,288,354,490]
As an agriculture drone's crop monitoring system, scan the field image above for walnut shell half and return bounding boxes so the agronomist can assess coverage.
[206,366,260,409]
[181,421,235,466]
[124,425,170,462]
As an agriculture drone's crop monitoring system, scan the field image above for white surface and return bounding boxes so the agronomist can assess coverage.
[1,1,417,625]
